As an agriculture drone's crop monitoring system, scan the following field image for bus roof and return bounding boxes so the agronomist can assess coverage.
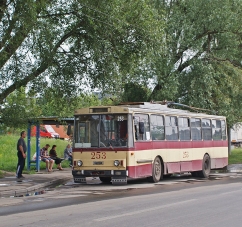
[74,102,226,120]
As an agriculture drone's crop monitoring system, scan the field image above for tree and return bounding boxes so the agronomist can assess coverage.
[1,88,42,128]
[150,0,242,126]
[120,82,151,102]
[1,88,108,128]
[0,0,164,106]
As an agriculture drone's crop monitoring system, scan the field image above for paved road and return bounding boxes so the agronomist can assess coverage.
[1,173,242,226]
[0,173,242,216]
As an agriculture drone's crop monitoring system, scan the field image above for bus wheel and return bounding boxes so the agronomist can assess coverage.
[148,156,163,183]
[99,177,111,183]
[198,154,211,178]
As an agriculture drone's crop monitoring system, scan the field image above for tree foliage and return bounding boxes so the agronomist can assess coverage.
[0,0,164,105]
[120,82,151,102]
[150,0,242,126]
[1,0,242,129]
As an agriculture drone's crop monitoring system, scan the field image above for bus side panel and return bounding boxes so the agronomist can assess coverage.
[211,157,228,169]
[127,141,228,177]
[127,164,152,178]
[180,161,193,172]
[166,162,180,173]
[191,160,203,171]
[127,147,152,178]
[135,140,227,149]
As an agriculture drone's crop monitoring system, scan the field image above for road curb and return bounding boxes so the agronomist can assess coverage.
[0,177,72,198]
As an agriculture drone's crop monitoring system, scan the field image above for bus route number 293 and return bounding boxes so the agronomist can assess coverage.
[91,152,106,159]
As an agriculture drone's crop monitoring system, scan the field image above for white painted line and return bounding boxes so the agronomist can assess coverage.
[94,199,197,221]
[53,195,87,199]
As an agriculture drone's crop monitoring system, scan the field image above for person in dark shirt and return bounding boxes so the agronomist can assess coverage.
[49,145,63,170]
[16,131,27,179]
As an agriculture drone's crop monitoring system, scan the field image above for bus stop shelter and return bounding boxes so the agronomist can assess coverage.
[27,117,74,172]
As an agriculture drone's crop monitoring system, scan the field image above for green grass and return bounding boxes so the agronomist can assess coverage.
[0,134,70,173]
[228,148,242,164]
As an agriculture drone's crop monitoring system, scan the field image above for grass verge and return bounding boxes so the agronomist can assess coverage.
[0,134,69,173]
[228,148,242,164]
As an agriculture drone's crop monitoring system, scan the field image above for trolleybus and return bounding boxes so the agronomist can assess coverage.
[71,102,228,185]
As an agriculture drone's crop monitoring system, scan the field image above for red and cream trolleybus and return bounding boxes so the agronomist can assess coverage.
[72,102,228,185]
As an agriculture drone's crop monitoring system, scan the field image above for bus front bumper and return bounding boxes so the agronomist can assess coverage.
[72,169,127,178]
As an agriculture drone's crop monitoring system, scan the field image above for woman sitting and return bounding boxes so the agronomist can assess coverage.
[64,144,73,167]
[49,145,63,170]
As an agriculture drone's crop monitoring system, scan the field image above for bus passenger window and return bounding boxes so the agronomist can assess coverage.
[178,117,191,140]
[191,118,202,140]
[212,120,222,140]
[221,120,227,140]
[134,114,150,141]
[150,115,165,140]
[165,116,178,140]
[202,119,212,140]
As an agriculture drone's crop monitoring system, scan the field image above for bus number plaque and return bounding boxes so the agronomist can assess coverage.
[91,152,107,159]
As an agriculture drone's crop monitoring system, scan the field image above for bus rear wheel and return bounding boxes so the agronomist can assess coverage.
[198,154,211,178]
[148,156,163,183]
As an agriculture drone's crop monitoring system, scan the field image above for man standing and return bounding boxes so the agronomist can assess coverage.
[16,131,27,179]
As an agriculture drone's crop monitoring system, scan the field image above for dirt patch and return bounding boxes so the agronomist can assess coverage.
[0,170,14,178]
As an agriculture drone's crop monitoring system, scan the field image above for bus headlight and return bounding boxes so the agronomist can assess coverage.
[114,160,120,167]
[77,160,83,167]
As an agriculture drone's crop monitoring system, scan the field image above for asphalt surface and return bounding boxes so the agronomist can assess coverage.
[0,168,73,198]
[0,164,242,201]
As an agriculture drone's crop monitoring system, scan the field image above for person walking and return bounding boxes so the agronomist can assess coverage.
[64,144,73,167]
[49,145,63,170]
[16,131,27,180]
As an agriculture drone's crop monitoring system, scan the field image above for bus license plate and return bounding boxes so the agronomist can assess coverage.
[93,161,103,165]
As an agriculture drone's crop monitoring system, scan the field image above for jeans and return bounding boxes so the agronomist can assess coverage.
[16,152,25,178]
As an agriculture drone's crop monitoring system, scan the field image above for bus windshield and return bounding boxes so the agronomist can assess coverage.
[74,114,128,148]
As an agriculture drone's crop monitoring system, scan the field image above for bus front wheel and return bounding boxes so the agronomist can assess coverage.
[198,154,211,178]
[148,156,163,183]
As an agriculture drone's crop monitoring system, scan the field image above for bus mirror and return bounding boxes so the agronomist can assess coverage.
[67,124,72,136]
[139,122,144,134]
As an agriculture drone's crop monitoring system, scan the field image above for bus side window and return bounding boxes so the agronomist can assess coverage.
[212,120,222,140]
[150,115,165,140]
[134,114,150,141]
[178,117,191,140]
[202,119,212,140]
[191,118,202,140]
[221,120,227,140]
[165,116,178,140]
